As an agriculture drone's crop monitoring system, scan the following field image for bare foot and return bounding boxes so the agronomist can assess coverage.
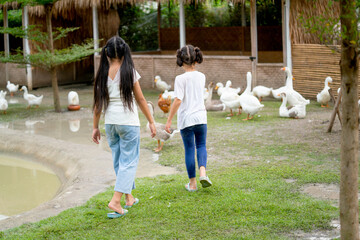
[125,194,136,207]
[108,201,124,214]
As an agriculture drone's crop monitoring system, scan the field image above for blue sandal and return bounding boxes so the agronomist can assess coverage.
[107,209,128,219]
[185,183,197,192]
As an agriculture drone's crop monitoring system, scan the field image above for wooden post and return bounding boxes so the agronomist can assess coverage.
[327,89,342,133]
[179,0,186,48]
[157,2,161,51]
[328,88,342,126]
[250,0,257,88]
[241,1,246,27]
[3,6,9,83]
[23,6,33,90]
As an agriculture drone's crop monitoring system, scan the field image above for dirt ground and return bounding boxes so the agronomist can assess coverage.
[0,85,353,238]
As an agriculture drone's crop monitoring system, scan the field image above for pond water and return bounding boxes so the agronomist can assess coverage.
[0,153,61,218]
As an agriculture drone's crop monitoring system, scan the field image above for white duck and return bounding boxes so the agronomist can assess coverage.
[220,85,241,116]
[154,75,171,92]
[147,101,179,152]
[205,82,225,111]
[68,91,79,105]
[6,81,19,97]
[20,86,43,108]
[316,77,332,107]
[0,90,8,114]
[162,89,175,100]
[279,92,306,119]
[252,86,273,102]
[238,72,264,120]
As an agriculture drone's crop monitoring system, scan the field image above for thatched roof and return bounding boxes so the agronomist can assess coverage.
[290,0,340,44]
[27,0,247,17]
[0,1,21,10]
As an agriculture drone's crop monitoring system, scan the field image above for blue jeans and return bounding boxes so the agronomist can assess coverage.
[180,124,207,179]
[105,124,140,194]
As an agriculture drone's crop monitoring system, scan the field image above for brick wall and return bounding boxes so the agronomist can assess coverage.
[95,55,285,92]
[0,63,27,88]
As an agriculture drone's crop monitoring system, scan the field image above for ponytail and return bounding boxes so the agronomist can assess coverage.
[93,46,110,115]
[194,47,203,64]
[176,45,203,67]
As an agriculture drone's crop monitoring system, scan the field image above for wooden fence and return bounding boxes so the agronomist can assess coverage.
[292,44,360,99]
[160,26,282,52]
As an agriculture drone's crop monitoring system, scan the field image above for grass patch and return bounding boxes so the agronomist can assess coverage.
[1,166,337,239]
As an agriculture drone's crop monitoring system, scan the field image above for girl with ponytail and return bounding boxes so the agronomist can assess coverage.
[165,45,212,192]
[92,36,156,218]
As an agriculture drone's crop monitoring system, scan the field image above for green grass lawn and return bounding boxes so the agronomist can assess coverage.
[0,90,345,239]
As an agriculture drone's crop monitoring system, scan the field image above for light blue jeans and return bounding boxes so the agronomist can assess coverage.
[105,124,140,194]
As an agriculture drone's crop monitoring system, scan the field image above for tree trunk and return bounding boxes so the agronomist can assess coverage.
[339,0,359,239]
[45,4,61,112]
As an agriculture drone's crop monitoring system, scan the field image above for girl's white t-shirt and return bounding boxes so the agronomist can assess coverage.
[104,69,141,126]
[174,71,207,130]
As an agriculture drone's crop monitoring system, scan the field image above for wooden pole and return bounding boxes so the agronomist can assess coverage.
[157,2,161,51]
[327,89,342,132]
[179,0,186,48]
[241,1,246,27]
[92,3,99,56]
[250,0,257,88]
[3,6,9,83]
[23,6,33,90]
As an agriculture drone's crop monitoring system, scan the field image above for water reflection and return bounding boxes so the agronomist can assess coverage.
[9,118,95,146]
[68,119,80,132]
[0,154,60,216]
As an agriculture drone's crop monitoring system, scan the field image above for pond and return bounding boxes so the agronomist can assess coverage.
[0,153,61,219]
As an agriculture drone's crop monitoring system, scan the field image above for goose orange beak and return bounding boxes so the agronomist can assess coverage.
[281,67,285,71]
[215,86,219,90]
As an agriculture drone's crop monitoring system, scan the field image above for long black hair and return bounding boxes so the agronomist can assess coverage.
[93,36,135,115]
[176,45,203,67]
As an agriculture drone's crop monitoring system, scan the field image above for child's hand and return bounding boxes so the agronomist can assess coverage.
[148,122,156,138]
[92,128,101,144]
[165,121,172,133]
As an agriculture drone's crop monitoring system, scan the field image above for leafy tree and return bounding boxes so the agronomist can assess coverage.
[301,0,359,238]
[0,0,98,112]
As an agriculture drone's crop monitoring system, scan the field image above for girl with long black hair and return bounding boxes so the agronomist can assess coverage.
[92,36,156,218]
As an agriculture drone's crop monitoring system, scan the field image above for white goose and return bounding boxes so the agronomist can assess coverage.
[6,81,19,97]
[219,84,241,116]
[20,86,43,108]
[238,72,264,120]
[252,86,273,102]
[316,77,332,107]
[154,75,171,92]
[279,92,306,119]
[147,101,179,152]
[272,67,310,107]
[0,90,8,114]
[225,80,241,94]
[68,91,79,105]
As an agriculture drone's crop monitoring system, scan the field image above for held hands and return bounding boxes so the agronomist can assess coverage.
[148,122,156,138]
[92,128,101,144]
